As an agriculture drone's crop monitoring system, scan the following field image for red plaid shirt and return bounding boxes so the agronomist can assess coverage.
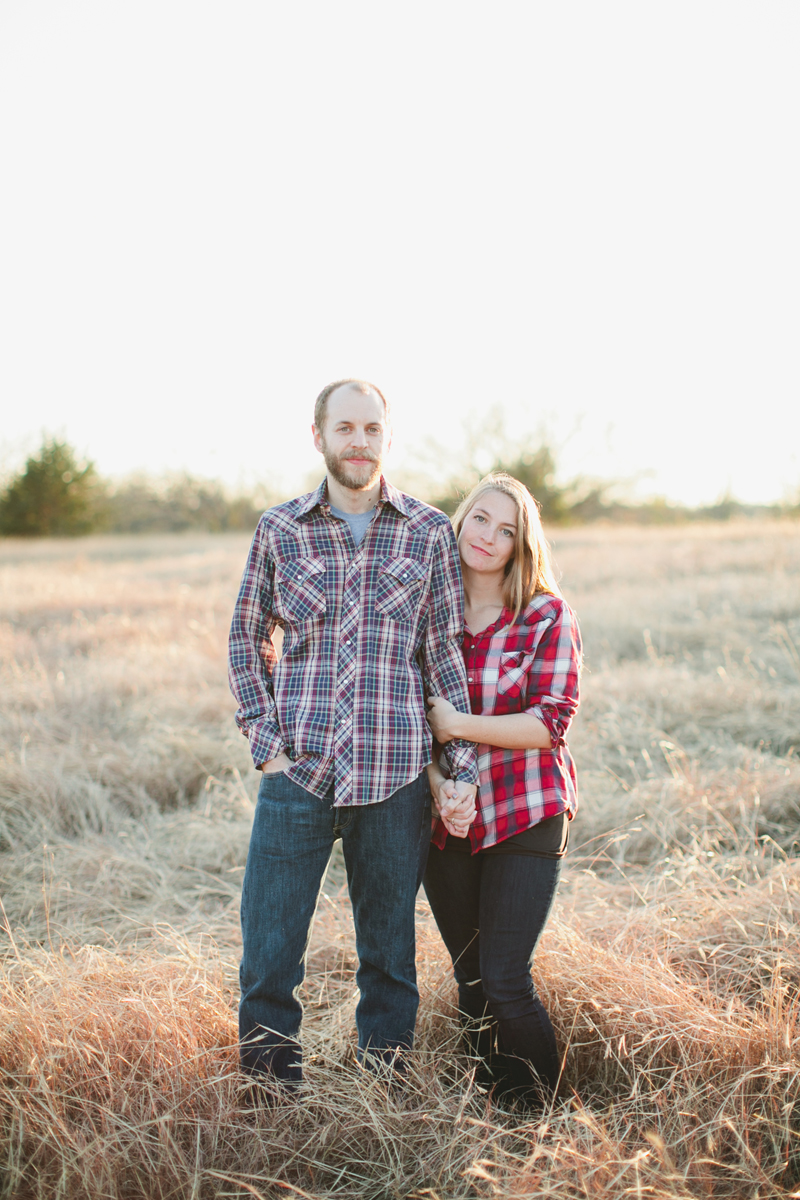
[433,592,582,852]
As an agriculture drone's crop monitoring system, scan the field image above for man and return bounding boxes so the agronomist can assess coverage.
[228,379,478,1088]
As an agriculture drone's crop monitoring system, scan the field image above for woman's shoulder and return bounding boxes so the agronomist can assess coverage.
[520,591,576,627]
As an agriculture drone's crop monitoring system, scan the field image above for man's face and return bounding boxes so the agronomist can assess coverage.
[313,386,391,492]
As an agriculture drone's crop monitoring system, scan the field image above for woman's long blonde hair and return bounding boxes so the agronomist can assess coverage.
[451,473,561,616]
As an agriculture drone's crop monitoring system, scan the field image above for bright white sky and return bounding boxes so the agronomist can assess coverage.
[1,1,798,505]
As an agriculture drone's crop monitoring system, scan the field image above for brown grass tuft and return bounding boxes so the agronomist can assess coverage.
[2,523,800,1197]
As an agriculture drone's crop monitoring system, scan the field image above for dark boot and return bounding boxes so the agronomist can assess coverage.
[457,988,502,1089]
[492,1002,561,1109]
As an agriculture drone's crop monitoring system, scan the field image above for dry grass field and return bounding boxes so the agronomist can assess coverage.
[2,521,800,1199]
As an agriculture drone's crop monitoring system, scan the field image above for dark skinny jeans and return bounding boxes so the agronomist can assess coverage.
[423,835,562,1106]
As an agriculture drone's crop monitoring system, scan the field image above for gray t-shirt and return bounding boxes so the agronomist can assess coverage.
[329,502,376,546]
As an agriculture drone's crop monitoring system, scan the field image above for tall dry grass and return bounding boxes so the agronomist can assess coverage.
[1,522,800,1198]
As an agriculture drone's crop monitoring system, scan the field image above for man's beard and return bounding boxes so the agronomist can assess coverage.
[321,440,382,492]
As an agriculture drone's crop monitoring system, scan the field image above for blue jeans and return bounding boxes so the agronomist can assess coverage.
[423,842,562,1104]
[239,770,431,1083]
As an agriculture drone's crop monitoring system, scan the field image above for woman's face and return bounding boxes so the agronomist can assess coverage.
[458,490,518,576]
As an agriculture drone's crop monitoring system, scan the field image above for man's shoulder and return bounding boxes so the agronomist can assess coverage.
[388,485,452,532]
[256,491,316,530]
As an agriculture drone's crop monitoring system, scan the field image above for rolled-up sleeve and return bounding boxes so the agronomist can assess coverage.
[524,602,582,747]
[422,522,478,784]
[228,518,288,768]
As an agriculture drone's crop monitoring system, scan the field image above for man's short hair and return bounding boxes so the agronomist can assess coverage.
[314,379,391,430]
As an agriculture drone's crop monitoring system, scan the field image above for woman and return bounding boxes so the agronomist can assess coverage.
[424,472,581,1108]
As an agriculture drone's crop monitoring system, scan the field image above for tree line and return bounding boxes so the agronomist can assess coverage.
[0,440,274,536]
[0,436,793,537]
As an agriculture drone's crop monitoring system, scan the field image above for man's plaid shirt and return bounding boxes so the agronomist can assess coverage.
[228,477,478,807]
[433,592,582,851]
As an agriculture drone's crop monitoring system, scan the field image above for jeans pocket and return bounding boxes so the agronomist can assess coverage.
[257,768,293,804]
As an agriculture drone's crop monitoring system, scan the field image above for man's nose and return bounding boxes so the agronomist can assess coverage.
[350,427,368,447]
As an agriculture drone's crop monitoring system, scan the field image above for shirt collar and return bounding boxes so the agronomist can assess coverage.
[297,478,329,518]
[297,475,411,520]
[464,605,516,643]
[378,477,411,517]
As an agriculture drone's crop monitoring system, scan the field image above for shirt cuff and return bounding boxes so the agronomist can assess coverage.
[246,719,289,769]
[431,816,448,849]
[443,737,479,785]
[529,703,564,748]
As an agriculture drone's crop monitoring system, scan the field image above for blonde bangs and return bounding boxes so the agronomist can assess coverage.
[451,473,561,618]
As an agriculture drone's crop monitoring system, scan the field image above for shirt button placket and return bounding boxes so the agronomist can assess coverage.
[332,557,361,804]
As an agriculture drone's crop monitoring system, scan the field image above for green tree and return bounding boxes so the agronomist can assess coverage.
[103,473,275,533]
[0,439,104,536]
[492,444,569,523]
[431,423,612,524]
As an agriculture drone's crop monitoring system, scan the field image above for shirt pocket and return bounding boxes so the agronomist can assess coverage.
[273,557,327,624]
[374,557,430,623]
[496,649,533,697]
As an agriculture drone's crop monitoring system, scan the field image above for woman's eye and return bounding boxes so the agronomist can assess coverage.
[502,528,514,538]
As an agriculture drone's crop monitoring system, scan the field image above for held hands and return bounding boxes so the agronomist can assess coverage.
[434,778,477,839]
[426,696,464,743]
[426,704,477,837]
